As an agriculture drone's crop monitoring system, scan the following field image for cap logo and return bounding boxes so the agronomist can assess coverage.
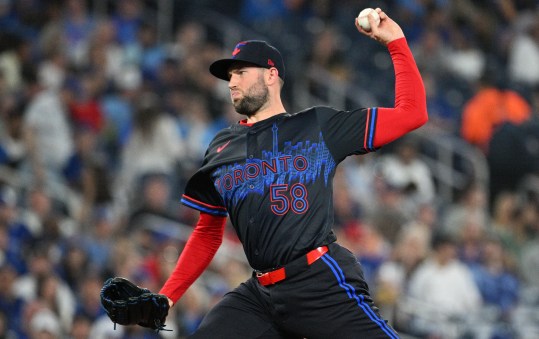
[210,41,284,81]
[232,41,247,57]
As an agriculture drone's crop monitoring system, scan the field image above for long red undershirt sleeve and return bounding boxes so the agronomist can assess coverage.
[372,37,428,148]
[159,212,227,304]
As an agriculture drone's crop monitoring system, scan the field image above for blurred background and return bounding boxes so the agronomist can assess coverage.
[0,0,538,338]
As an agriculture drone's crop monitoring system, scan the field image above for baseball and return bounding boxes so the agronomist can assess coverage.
[357,8,380,32]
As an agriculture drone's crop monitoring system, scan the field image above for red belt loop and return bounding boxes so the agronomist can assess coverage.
[256,246,328,286]
[306,245,329,265]
[256,267,286,286]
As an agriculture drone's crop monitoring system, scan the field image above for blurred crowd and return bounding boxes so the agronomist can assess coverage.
[0,0,538,338]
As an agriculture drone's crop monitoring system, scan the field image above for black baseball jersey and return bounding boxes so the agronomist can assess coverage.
[181,106,379,270]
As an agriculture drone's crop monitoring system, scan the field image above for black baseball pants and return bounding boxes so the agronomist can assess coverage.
[188,242,399,338]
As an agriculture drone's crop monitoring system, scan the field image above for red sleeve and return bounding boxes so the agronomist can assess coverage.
[159,212,226,304]
[373,37,428,147]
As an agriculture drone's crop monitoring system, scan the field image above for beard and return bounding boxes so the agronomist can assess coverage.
[232,76,269,117]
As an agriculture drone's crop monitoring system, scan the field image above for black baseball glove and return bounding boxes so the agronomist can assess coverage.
[100,277,170,332]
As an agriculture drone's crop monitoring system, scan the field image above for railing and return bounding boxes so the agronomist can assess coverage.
[413,125,490,204]
[295,65,378,111]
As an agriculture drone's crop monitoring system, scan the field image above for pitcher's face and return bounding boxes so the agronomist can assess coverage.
[228,64,269,117]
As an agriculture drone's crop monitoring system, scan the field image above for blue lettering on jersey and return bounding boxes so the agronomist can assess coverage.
[213,123,336,205]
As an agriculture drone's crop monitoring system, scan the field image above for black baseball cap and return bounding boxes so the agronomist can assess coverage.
[209,40,285,81]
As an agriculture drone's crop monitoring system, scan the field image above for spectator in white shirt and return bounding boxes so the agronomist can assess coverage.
[403,232,482,336]
[380,136,436,209]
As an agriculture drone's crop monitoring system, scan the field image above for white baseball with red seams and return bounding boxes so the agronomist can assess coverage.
[357,8,380,32]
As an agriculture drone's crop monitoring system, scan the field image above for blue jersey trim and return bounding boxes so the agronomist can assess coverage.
[321,254,399,339]
[367,107,377,152]
[180,196,228,217]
